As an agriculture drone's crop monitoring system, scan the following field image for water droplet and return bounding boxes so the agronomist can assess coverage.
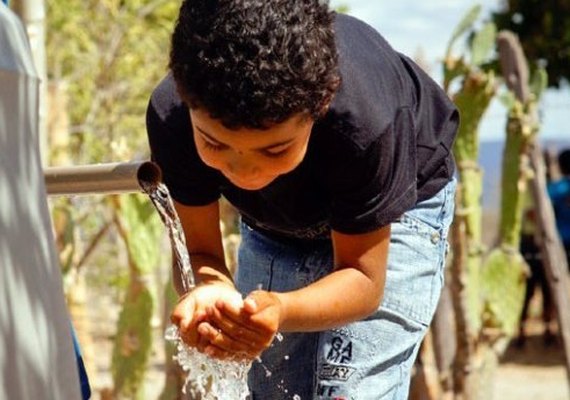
[164,324,179,341]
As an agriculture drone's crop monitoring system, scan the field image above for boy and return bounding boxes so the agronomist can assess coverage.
[146,0,458,398]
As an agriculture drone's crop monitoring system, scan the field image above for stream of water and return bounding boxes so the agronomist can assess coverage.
[142,181,251,399]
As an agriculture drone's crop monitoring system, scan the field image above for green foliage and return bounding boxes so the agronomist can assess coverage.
[111,279,154,399]
[493,0,570,88]
[117,193,164,275]
[46,0,178,164]
[470,22,497,67]
[443,6,497,93]
[529,67,548,100]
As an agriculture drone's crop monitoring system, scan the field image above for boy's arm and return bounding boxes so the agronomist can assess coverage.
[276,225,390,331]
[171,200,234,294]
[170,200,243,348]
[200,225,390,359]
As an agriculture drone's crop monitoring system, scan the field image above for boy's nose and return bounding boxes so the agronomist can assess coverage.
[227,156,260,180]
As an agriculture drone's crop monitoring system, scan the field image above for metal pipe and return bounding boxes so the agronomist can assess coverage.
[44,161,162,196]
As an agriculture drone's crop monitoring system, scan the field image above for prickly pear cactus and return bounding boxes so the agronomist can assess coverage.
[481,31,546,342]
[481,248,527,336]
[111,277,153,399]
[111,194,163,398]
[159,279,186,400]
[480,103,533,338]
[444,5,497,350]
[451,71,496,337]
[441,8,502,398]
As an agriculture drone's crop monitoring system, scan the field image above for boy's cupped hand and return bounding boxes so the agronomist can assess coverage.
[196,290,283,360]
[170,282,244,350]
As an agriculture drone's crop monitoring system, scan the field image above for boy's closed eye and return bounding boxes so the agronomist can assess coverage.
[201,137,228,152]
[197,128,293,159]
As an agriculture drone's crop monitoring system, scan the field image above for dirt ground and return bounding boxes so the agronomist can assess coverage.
[494,317,569,400]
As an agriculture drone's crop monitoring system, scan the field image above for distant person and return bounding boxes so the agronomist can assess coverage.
[548,149,570,268]
[517,196,555,347]
[146,0,458,398]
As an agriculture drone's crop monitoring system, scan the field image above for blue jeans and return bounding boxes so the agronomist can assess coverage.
[235,178,456,400]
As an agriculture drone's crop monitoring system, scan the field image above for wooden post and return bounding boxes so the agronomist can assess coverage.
[528,143,570,391]
[498,30,570,391]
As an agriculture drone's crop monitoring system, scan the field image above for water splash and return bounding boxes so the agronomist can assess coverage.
[142,181,251,399]
[165,326,251,399]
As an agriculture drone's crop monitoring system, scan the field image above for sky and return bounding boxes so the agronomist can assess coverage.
[329,0,569,142]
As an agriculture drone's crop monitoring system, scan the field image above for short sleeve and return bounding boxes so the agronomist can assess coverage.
[146,76,221,206]
[326,107,417,234]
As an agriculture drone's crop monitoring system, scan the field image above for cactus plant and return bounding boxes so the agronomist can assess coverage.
[442,7,498,397]
[111,194,163,399]
[440,19,548,399]
[480,30,546,344]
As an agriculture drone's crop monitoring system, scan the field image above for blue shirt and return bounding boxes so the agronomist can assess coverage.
[548,177,570,244]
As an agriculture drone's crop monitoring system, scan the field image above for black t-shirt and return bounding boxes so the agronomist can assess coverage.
[146,14,458,241]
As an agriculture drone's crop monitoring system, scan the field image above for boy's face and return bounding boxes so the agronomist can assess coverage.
[189,108,314,191]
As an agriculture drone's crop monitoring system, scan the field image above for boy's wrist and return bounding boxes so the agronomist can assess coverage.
[273,292,291,331]
[196,266,235,288]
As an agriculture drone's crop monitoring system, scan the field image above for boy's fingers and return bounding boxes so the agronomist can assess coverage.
[170,294,197,326]
[179,325,200,347]
[215,298,246,317]
[211,301,252,328]
[196,332,210,353]
[171,302,206,348]
[243,297,258,313]
[214,299,275,337]
[197,322,258,356]
[207,305,271,344]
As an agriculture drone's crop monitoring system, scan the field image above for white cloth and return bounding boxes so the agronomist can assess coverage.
[0,4,81,399]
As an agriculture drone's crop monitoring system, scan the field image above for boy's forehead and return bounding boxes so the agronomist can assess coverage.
[191,108,310,131]
[190,108,313,143]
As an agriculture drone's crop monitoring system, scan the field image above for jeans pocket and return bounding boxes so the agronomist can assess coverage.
[384,218,448,326]
[397,177,456,241]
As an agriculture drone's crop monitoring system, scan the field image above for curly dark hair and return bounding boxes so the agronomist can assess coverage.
[169,0,340,129]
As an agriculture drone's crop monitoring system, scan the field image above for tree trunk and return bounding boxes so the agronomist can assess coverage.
[528,141,570,392]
